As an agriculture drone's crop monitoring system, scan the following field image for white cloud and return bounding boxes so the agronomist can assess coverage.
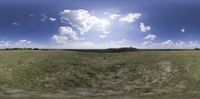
[99,35,108,38]
[119,13,141,23]
[189,41,198,46]
[105,12,141,22]
[181,28,185,33]
[60,9,110,34]
[52,9,145,48]
[174,40,185,48]
[12,22,19,26]
[144,34,157,41]
[97,19,111,34]
[140,22,151,32]
[109,13,121,20]
[49,17,56,21]
[143,41,152,46]
[51,35,68,44]
[162,40,173,45]
[16,40,32,47]
[51,26,79,44]
[142,40,200,49]
[0,41,11,47]
[59,26,79,40]
[0,40,36,48]
[143,34,156,47]
[161,40,199,49]
[41,14,48,22]
[116,39,128,44]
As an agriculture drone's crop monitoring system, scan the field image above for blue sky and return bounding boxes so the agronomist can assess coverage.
[0,0,200,49]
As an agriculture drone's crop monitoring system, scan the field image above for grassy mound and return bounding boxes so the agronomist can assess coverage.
[1,50,200,96]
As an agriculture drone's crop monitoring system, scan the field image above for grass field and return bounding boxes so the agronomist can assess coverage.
[1,50,200,98]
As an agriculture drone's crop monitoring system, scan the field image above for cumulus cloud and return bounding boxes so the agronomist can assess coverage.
[144,34,157,41]
[60,9,110,34]
[51,35,68,44]
[51,26,79,44]
[58,26,79,40]
[49,17,56,21]
[51,9,143,47]
[119,13,141,23]
[140,22,151,32]
[16,40,32,47]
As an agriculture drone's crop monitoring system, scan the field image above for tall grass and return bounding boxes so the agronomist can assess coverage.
[0,50,200,95]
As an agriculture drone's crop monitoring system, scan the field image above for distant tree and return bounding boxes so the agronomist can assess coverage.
[26,48,32,50]
[106,47,138,52]
[33,48,39,50]
[195,48,200,50]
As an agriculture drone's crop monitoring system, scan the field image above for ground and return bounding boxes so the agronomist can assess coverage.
[0,50,200,98]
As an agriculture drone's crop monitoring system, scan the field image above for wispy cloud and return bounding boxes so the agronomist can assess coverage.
[41,14,48,22]
[144,34,157,41]
[142,40,200,49]
[12,22,19,26]
[119,13,141,23]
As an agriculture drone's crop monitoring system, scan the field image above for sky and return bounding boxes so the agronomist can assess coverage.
[1,0,200,49]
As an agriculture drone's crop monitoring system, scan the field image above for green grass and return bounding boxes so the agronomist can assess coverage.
[1,50,200,96]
